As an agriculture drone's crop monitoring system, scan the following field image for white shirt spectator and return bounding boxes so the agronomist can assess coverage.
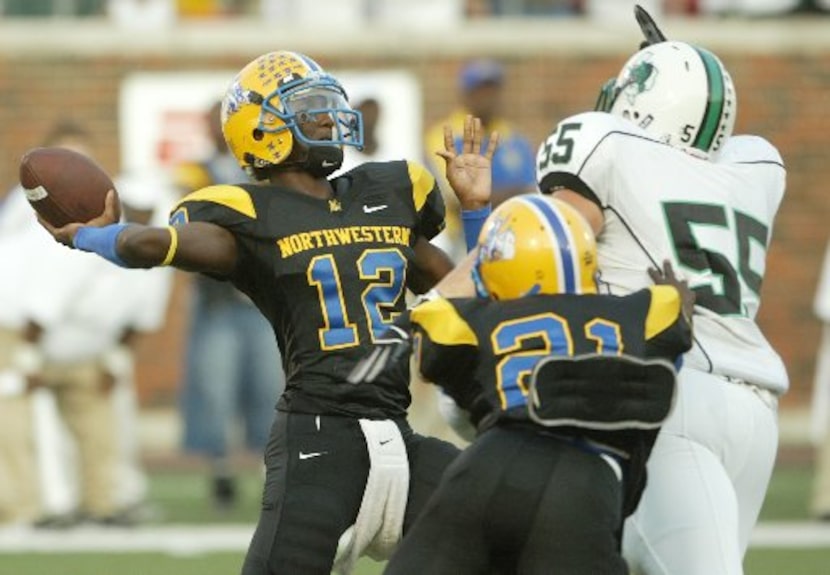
[697,0,800,15]
[106,0,176,30]
[0,187,50,329]
[811,243,830,444]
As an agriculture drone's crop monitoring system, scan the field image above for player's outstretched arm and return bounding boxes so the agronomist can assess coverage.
[118,221,237,275]
[38,189,238,275]
[432,250,478,298]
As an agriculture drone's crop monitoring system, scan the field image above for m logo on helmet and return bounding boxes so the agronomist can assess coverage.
[620,58,658,105]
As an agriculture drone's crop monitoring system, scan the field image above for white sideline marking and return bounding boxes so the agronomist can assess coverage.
[751,522,830,548]
[0,524,254,554]
[0,523,829,554]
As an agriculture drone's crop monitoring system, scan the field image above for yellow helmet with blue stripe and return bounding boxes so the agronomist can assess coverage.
[473,195,597,300]
[221,51,363,177]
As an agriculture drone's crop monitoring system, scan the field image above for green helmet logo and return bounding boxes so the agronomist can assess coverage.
[620,58,658,104]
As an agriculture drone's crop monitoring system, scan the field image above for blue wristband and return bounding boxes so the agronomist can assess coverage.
[73,224,130,267]
[461,204,492,253]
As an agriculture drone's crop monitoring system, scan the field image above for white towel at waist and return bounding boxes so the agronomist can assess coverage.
[333,418,410,575]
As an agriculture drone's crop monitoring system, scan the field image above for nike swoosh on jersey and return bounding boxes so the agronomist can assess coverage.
[363,204,388,214]
[298,451,328,460]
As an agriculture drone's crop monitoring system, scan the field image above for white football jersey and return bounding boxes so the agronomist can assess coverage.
[537,112,788,393]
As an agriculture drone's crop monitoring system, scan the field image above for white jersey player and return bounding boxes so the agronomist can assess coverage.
[536,41,786,575]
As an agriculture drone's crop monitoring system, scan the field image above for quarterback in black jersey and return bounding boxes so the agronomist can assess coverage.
[40,51,498,575]
[352,195,693,575]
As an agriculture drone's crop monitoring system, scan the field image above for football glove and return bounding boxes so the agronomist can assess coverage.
[648,259,695,326]
[347,313,412,385]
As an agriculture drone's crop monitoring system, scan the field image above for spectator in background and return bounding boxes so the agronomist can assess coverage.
[1,0,103,16]
[424,58,536,261]
[174,101,285,512]
[696,0,801,16]
[1,122,101,528]
[338,97,385,173]
[108,171,176,517]
[0,121,173,527]
[811,242,830,521]
[106,0,176,29]
[33,173,176,527]
[353,98,382,158]
[0,138,45,528]
[484,0,582,16]
[177,0,243,18]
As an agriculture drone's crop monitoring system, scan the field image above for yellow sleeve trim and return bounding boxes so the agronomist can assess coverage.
[645,285,682,339]
[411,298,478,347]
[407,161,437,212]
[173,185,257,219]
[160,226,178,266]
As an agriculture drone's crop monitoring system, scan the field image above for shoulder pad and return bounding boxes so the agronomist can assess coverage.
[406,160,437,212]
[169,184,257,225]
[717,135,784,167]
[536,112,644,192]
[644,285,682,339]
[411,297,478,346]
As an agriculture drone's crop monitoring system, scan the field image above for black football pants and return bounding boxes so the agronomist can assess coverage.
[241,411,459,575]
[384,425,628,575]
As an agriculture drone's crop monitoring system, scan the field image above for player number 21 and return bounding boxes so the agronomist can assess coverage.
[308,248,406,350]
[494,313,622,409]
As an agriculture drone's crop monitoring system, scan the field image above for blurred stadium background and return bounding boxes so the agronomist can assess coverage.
[1,1,829,574]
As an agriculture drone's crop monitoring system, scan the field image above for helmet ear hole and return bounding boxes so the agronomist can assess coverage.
[252,129,264,141]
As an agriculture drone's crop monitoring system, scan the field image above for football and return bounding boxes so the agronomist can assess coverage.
[19,146,119,228]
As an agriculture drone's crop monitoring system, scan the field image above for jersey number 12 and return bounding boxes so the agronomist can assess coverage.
[308,248,406,350]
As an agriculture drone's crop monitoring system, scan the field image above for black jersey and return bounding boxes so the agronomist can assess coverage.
[169,160,445,419]
[410,287,692,442]
[411,287,691,516]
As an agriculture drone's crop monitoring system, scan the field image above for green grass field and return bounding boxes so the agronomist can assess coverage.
[2,550,829,575]
[0,462,827,575]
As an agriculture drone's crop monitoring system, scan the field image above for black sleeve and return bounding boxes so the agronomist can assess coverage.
[538,171,601,209]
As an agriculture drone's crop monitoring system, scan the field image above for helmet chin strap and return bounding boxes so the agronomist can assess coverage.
[306,145,344,178]
[278,142,344,178]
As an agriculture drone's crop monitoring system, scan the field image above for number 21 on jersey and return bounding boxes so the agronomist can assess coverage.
[494,312,622,409]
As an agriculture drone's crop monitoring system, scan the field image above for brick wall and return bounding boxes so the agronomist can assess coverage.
[1,21,828,408]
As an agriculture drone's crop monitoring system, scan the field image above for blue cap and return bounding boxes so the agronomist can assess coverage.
[459,59,504,92]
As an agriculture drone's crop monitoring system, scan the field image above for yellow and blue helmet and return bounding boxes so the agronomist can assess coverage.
[221,51,363,176]
[473,195,598,300]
